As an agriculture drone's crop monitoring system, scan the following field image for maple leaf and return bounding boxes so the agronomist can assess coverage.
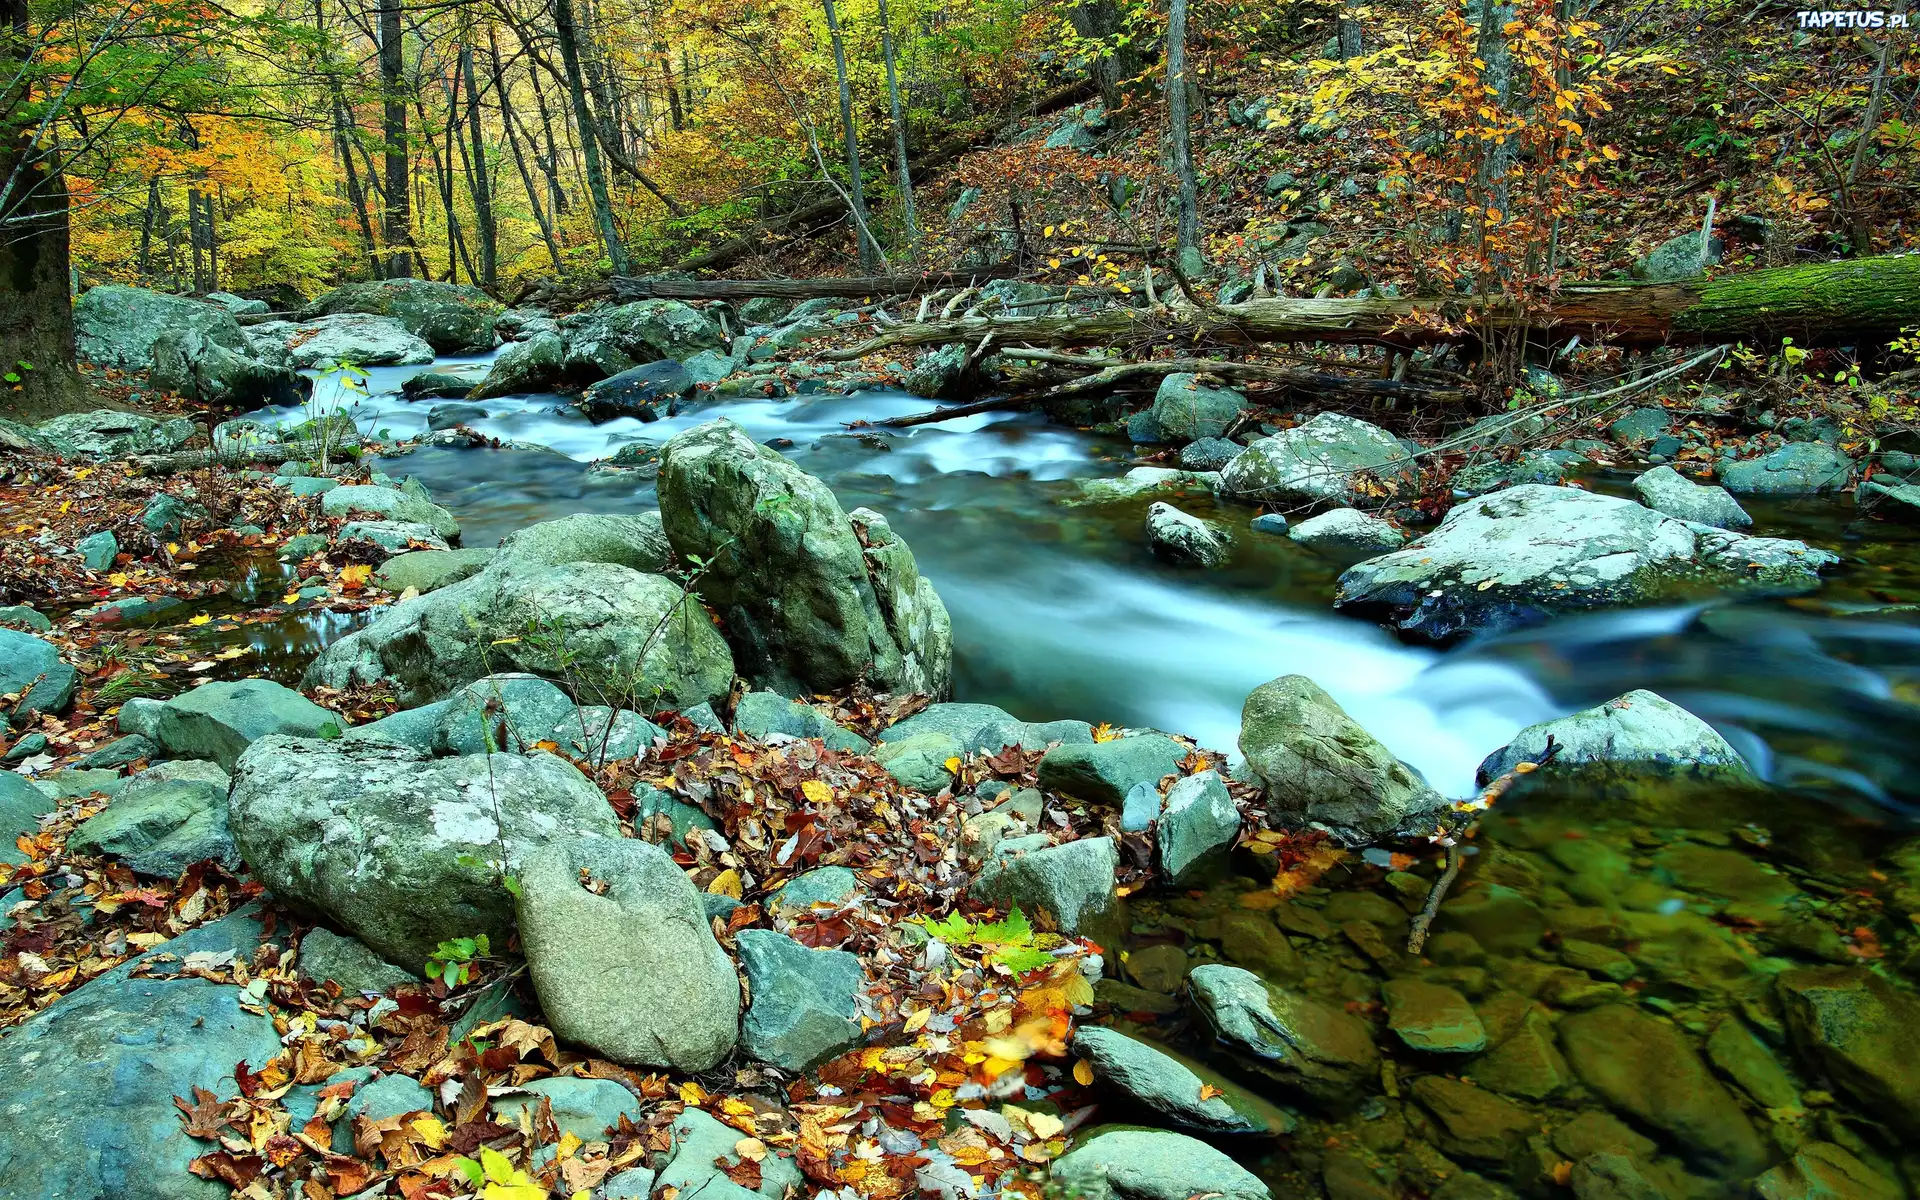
[173,1086,230,1139]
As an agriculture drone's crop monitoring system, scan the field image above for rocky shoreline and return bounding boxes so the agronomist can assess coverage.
[3,279,1920,1200]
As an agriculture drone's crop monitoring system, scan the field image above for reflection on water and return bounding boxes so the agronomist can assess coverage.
[244,356,1920,808]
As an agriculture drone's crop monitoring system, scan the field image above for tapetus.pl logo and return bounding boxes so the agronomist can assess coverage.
[1794,9,1910,26]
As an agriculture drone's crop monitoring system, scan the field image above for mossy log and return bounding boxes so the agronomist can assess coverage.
[819,254,1920,357]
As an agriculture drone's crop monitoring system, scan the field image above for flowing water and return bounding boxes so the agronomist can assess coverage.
[240,355,1920,1196]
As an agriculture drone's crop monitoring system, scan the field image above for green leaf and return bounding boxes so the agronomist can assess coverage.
[454,1157,485,1188]
[502,875,523,899]
[989,945,1055,974]
[424,960,443,980]
[974,905,1035,947]
[479,1147,517,1186]
[3,374,18,385]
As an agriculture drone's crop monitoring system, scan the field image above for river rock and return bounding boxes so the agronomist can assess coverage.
[276,313,434,368]
[1187,963,1380,1108]
[658,419,952,697]
[733,690,869,752]
[1382,979,1486,1053]
[431,674,577,755]
[771,865,860,914]
[35,410,194,458]
[1151,373,1245,442]
[471,330,564,398]
[872,730,961,791]
[1220,412,1412,506]
[1334,485,1837,642]
[403,370,481,399]
[901,344,970,399]
[497,511,674,573]
[73,284,306,406]
[1051,1127,1272,1200]
[1070,1027,1272,1135]
[1073,466,1220,505]
[1409,1076,1535,1165]
[580,359,694,420]
[517,836,737,1069]
[153,678,342,768]
[737,928,865,1071]
[305,278,498,351]
[1146,501,1234,567]
[321,485,460,541]
[656,1108,804,1199]
[0,605,47,631]
[66,761,235,876]
[491,1077,644,1144]
[1557,1003,1769,1174]
[297,927,417,995]
[0,772,53,864]
[1706,1017,1797,1108]
[1776,965,1920,1136]
[230,736,619,967]
[1288,507,1406,554]
[0,908,283,1200]
[1451,450,1573,496]
[879,702,1092,755]
[375,547,495,593]
[1181,437,1244,471]
[1719,442,1855,494]
[1159,770,1239,880]
[1476,689,1754,791]
[1755,1143,1901,1200]
[0,627,76,720]
[426,402,488,431]
[1038,734,1187,806]
[78,530,119,570]
[563,300,724,377]
[1238,674,1446,841]
[968,834,1118,934]
[305,557,732,711]
[1633,465,1751,529]
[1471,994,1569,1099]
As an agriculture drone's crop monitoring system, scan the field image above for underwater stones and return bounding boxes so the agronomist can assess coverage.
[1237,674,1447,842]
[1334,485,1836,642]
[1754,1143,1902,1200]
[516,836,738,1071]
[1211,909,1304,980]
[1705,1017,1797,1109]
[1409,1075,1535,1165]
[1051,1127,1272,1200]
[1038,734,1187,806]
[1557,1004,1769,1175]
[1633,465,1752,529]
[1476,689,1754,792]
[1776,966,1920,1136]
[1070,1027,1276,1135]
[1146,501,1234,567]
[1382,979,1487,1053]
[1470,994,1569,1100]
[657,420,952,698]
[968,835,1118,935]
[1188,963,1380,1108]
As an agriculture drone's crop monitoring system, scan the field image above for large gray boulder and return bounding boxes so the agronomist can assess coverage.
[1288,507,1405,554]
[0,909,282,1200]
[272,313,435,368]
[1335,485,1838,642]
[1476,689,1755,792]
[1239,675,1446,841]
[1633,465,1751,529]
[562,300,725,378]
[1150,374,1245,442]
[321,485,460,541]
[304,557,733,711]
[0,628,77,721]
[1051,1127,1271,1200]
[35,411,194,458]
[1633,231,1722,281]
[151,679,342,769]
[1719,442,1855,494]
[517,836,738,1070]
[1070,1027,1271,1135]
[658,419,952,698]
[493,511,673,573]
[1219,412,1411,506]
[471,330,564,399]
[229,736,620,968]
[304,278,499,352]
[73,285,306,406]
[737,928,865,1071]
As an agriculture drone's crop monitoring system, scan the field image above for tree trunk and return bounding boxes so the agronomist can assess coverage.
[552,0,630,273]
[875,0,920,259]
[823,0,882,271]
[1066,1,1142,120]
[610,266,1024,301]
[1166,0,1200,265]
[493,35,563,272]
[1844,3,1899,256]
[137,173,162,279]
[378,0,412,277]
[1339,0,1364,57]
[461,46,497,287]
[817,255,1920,357]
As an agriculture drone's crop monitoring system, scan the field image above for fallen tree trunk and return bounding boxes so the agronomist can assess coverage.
[609,267,1024,302]
[1010,356,1471,404]
[820,254,1920,355]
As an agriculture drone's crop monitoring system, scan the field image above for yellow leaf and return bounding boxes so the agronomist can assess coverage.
[1073,1059,1095,1086]
[59,500,71,515]
[734,1137,767,1162]
[281,591,301,606]
[707,869,742,899]
[187,614,212,626]
[479,1147,518,1185]
[1026,1112,1065,1139]
[107,572,129,586]
[482,1185,546,1200]
[943,756,962,775]
[800,779,833,806]
[556,1132,582,1160]
[679,1080,708,1106]
[411,1115,447,1149]
[340,563,372,590]
[903,1007,932,1033]
[166,542,179,555]
[491,636,521,645]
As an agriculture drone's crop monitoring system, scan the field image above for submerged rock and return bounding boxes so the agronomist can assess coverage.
[1334,485,1837,642]
[1070,1027,1279,1135]
[1754,1143,1901,1200]
[1476,689,1754,791]
[1146,501,1234,567]
[230,736,620,967]
[1051,1127,1272,1200]
[1219,412,1411,506]
[1238,674,1447,842]
[1072,466,1219,505]
[1381,979,1486,1053]
[658,420,951,698]
[1633,465,1751,529]
[1187,963,1380,1108]
[517,836,738,1071]
[1776,965,1920,1136]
